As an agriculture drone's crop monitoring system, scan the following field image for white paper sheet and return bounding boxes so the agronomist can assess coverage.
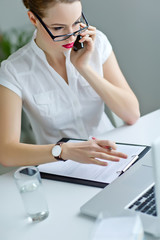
[91,215,144,240]
[38,140,146,184]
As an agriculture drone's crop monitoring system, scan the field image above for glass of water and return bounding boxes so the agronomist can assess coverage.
[14,166,49,222]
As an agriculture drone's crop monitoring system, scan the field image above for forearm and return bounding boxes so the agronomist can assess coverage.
[78,65,140,124]
[0,142,55,167]
[0,139,128,168]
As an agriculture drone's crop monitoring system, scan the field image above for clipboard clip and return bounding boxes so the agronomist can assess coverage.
[116,155,139,175]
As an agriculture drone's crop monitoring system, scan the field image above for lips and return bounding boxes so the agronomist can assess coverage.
[62,42,74,49]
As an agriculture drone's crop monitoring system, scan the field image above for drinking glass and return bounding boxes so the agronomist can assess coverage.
[14,166,49,222]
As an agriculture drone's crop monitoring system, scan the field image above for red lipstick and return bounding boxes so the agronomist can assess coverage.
[62,42,74,49]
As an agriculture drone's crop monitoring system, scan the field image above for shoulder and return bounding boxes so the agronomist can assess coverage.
[95,29,112,47]
[6,42,30,62]
[1,41,34,74]
[0,41,34,98]
[94,29,113,64]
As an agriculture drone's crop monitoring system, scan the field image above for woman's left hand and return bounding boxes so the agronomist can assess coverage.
[70,24,96,70]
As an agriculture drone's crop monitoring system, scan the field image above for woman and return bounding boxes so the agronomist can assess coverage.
[0,0,140,167]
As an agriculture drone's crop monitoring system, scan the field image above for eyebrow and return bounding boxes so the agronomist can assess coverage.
[49,15,81,27]
[50,23,66,27]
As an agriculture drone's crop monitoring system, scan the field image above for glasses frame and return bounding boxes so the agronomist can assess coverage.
[32,11,89,42]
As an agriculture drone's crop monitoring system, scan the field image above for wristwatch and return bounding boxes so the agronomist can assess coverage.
[51,142,65,161]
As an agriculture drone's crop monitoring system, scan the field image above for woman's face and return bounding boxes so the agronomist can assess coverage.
[35,1,82,53]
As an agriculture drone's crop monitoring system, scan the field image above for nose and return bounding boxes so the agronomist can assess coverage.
[68,34,76,42]
[66,27,78,42]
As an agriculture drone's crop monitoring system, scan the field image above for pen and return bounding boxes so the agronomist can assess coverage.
[117,155,139,175]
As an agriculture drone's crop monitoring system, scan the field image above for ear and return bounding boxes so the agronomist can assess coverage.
[27,11,38,27]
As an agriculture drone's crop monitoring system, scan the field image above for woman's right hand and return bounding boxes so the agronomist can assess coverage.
[61,138,128,166]
[70,24,96,71]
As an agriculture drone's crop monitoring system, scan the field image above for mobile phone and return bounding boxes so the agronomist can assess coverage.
[73,35,84,51]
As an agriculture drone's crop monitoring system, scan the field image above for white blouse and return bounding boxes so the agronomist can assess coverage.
[0,30,114,144]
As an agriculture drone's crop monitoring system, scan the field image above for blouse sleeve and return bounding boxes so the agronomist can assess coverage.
[95,30,113,64]
[0,60,22,98]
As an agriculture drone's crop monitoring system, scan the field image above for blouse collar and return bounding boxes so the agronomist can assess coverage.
[30,30,47,61]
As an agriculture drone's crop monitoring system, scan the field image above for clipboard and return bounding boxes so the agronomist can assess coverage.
[39,138,151,188]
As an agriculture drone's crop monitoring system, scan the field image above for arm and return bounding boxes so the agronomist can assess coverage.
[71,27,140,125]
[78,51,140,125]
[0,85,54,167]
[102,51,140,124]
[0,86,127,167]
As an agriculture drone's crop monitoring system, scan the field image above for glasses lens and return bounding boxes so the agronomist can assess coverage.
[53,14,88,42]
[54,35,71,42]
[73,27,87,37]
[54,27,88,41]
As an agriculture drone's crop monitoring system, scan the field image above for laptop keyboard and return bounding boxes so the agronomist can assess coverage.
[128,185,157,216]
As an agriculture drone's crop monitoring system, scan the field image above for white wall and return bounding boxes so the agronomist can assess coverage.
[81,0,160,116]
[0,0,30,31]
[0,0,160,116]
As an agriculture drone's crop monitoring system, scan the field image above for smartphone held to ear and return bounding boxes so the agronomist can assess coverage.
[73,35,84,51]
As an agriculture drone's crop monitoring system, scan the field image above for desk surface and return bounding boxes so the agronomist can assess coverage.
[1,109,160,240]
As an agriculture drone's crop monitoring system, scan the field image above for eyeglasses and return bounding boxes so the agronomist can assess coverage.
[32,11,89,42]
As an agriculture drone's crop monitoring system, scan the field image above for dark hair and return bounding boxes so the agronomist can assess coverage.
[22,0,81,17]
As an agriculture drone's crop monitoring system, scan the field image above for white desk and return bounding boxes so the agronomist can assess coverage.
[1,109,160,240]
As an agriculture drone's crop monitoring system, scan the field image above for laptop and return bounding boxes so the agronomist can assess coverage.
[80,137,160,237]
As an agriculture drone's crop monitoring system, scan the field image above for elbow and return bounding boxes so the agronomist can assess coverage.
[124,96,141,125]
[0,153,10,167]
[0,157,9,168]
[0,149,6,166]
[126,109,141,125]
[0,157,15,168]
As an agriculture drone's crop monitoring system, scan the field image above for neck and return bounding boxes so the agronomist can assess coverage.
[45,52,66,67]
[35,38,66,66]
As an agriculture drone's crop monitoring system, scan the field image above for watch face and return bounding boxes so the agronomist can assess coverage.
[52,145,61,157]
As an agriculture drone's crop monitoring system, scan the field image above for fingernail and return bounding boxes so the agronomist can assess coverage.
[105,146,112,150]
[88,136,93,140]
[92,137,96,140]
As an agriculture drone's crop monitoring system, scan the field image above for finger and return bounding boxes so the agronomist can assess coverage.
[80,32,96,43]
[79,35,92,43]
[93,152,120,162]
[95,139,117,150]
[79,36,93,51]
[96,140,128,158]
[80,22,88,28]
[106,150,128,159]
[96,147,128,159]
[89,157,108,166]
[80,24,96,36]
[88,25,96,31]
[80,29,96,37]
[80,23,96,31]
[88,138,127,159]
[89,137,117,152]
